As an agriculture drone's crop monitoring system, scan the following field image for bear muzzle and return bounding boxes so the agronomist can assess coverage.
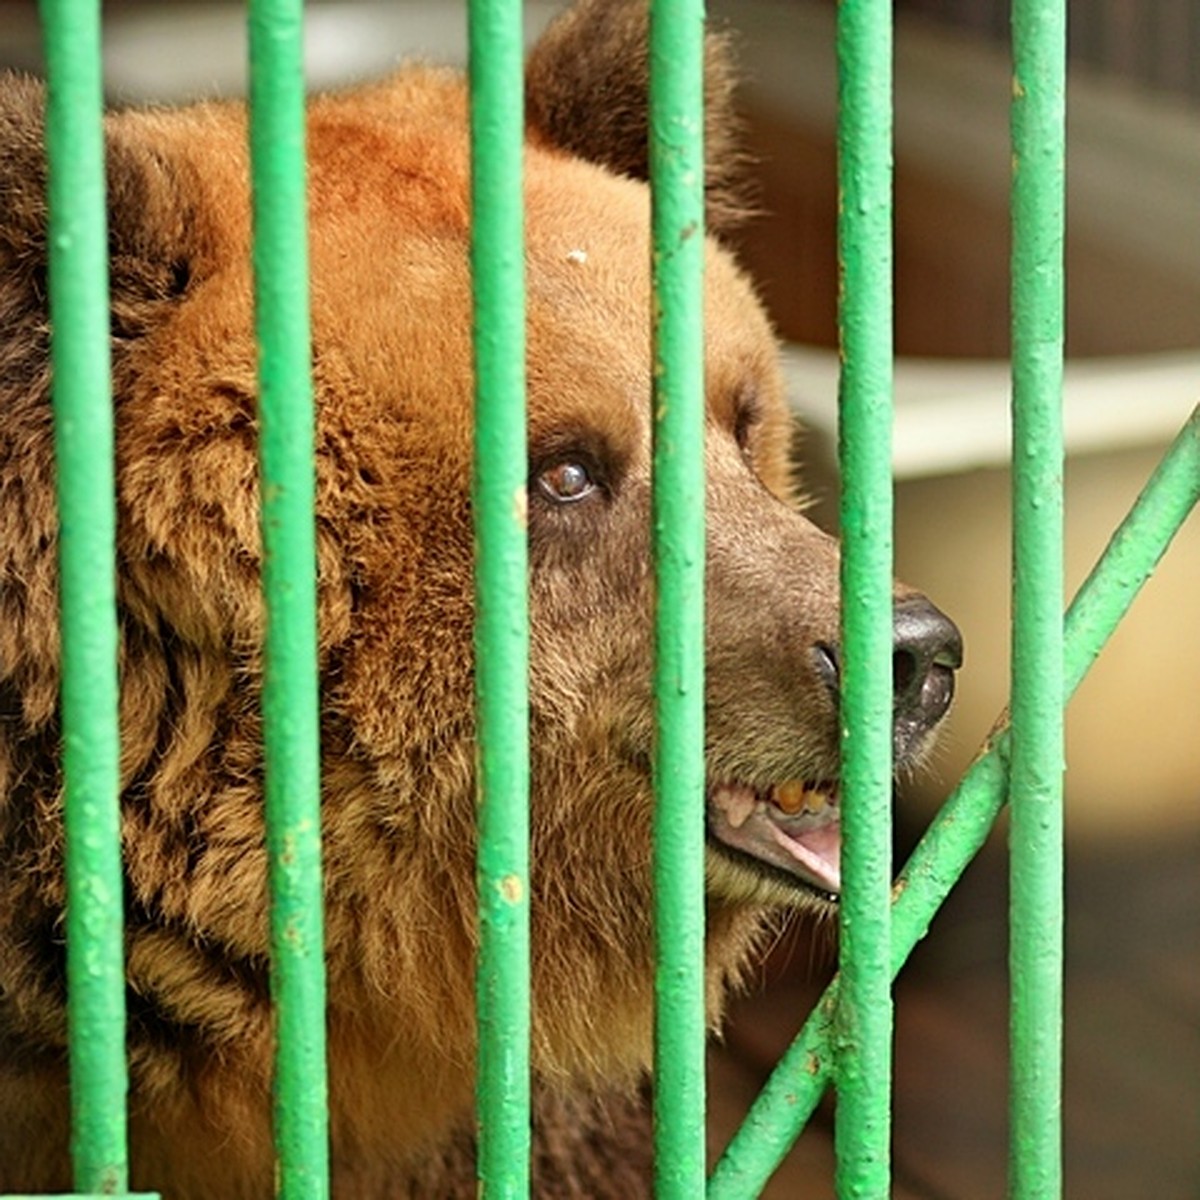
[705,597,962,903]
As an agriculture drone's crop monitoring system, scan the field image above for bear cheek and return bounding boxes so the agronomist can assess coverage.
[527,486,656,739]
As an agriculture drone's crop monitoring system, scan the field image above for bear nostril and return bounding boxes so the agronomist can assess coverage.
[892,598,963,726]
[811,602,960,735]
[893,647,920,701]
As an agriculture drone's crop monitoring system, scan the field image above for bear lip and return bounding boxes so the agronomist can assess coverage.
[707,781,841,897]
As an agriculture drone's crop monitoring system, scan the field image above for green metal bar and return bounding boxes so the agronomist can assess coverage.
[468,1,530,1195]
[648,2,707,1196]
[38,1,130,1192]
[1008,2,1067,1194]
[246,3,329,1198]
[833,0,895,1193]
[1060,413,1199,691]
[708,405,1200,1196]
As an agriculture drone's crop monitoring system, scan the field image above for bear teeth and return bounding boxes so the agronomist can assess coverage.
[770,780,830,816]
[719,786,758,830]
[713,781,836,829]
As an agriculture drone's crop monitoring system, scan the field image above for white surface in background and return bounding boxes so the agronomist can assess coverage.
[101,2,562,102]
[783,345,1200,478]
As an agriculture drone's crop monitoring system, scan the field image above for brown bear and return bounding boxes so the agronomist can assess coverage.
[0,1,961,1195]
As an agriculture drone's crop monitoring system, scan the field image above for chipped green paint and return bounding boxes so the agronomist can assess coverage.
[833,0,896,1193]
[246,1,329,1196]
[1008,2,1067,1194]
[649,2,708,1196]
[38,0,129,1190]
[468,1,531,1196]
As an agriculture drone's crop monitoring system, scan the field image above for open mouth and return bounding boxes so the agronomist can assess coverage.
[707,780,841,901]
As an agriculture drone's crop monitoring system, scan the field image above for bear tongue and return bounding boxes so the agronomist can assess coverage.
[765,819,841,894]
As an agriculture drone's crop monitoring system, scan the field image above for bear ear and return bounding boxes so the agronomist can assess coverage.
[0,72,200,345]
[524,0,748,233]
[104,122,202,338]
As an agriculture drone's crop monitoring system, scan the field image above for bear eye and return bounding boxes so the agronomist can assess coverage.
[536,460,596,504]
[733,386,763,457]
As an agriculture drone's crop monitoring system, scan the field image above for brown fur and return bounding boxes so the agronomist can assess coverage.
[0,3,941,1195]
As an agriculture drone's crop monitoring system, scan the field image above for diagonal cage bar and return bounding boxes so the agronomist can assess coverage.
[468,1,531,1195]
[246,1,330,1196]
[708,404,1200,1196]
[649,1,709,1195]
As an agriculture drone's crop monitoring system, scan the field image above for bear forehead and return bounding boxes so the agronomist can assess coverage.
[300,90,778,433]
[129,73,781,455]
[301,89,764,281]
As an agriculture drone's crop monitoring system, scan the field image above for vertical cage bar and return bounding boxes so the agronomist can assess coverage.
[834,0,895,1195]
[648,1,707,1195]
[246,2,329,1196]
[1008,1,1067,1196]
[468,1,531,1195]
[38,0,130,1190]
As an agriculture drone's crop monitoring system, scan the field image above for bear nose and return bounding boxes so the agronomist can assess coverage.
[891,597,963,730]
[812,597,962,753]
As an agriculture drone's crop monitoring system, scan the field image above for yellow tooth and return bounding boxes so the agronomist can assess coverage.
[772,780,807,815]
[803,789,829,815]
